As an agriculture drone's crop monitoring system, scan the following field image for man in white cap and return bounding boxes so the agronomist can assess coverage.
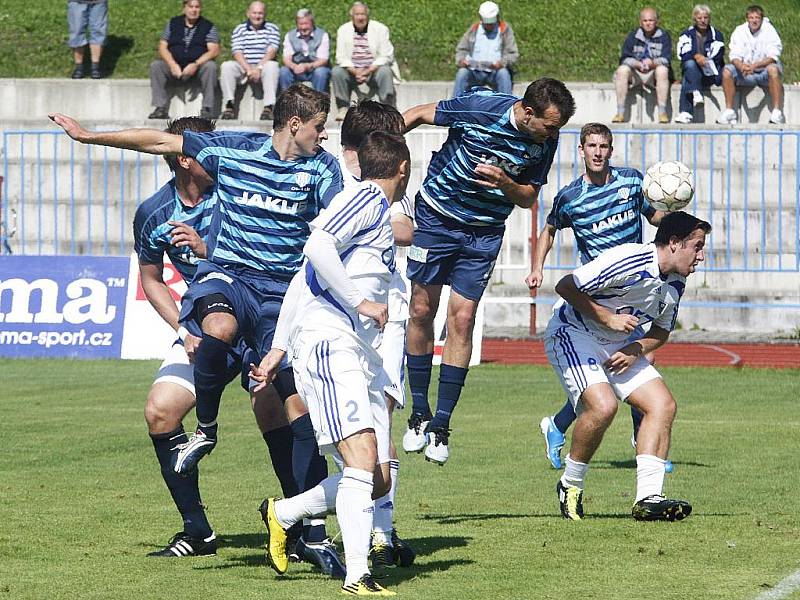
[453,1,519,97]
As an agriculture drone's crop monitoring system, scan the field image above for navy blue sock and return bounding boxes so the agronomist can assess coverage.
[150,426,213,539]
[429,364,469,430]
[631,406,644,442]
[262,426,298,498]
[407,353,434,418]
[290,413,328,543]
[552,399,577,434]
[193,333,232,436]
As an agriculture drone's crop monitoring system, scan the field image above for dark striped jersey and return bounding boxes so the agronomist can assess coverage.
[547,166,655,264]
[421,88,558,227]
[133,179,215,282]
[182,130,343,279]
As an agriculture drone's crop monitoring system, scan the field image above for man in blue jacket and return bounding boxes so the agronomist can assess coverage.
[612,7,672,124]
[674,5,725,124]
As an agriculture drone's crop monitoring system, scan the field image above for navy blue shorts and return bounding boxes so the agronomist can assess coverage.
[179,261,290,359]
[406,196,504,301]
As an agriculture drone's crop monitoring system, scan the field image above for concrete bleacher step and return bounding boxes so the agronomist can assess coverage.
[1,79,797,125]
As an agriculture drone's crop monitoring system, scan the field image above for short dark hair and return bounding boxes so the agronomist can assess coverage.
[654,211,712,246]
[341,100,404,149]
[745,4,764,17]
[522,78,576,124]
[579,123,613,146]
[358,132,410,181]
[163,116,215,171]
[273,84,330,131]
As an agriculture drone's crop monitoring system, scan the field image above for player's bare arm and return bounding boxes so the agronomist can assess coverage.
[402,103,437,132]
[647,210,668,226]
[168,221,207,256]
[391,214,414,247]
[357,299,389,330]
[49,113,183,155]
[250,349,286,392]
[605,326,670,374]
[555,274,639,333]
[526,222,557,289]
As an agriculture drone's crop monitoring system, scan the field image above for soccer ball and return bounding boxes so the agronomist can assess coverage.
[642,160,695,212]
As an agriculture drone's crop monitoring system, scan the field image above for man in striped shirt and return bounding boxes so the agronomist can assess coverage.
[332,2,398,120]
[220,1,280,121]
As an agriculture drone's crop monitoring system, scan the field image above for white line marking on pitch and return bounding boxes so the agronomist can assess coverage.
[755,569,800,599]
[698,344,742,366]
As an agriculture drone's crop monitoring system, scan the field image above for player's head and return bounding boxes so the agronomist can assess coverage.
[274,83,331,156]
[654,211,712,276]
[520,78,575,143]
[579,123,613,175]
[358,131,410,200]
[341,101,404,150]
[163,116,215,172]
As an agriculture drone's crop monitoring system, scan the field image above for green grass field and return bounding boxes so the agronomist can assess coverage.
[0,0,798,83]
[2,359,798,600]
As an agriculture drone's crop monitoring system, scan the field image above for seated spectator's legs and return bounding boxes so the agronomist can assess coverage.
[195,61,218,114]
[766,63,783,112]
[221,61,245,109]
[453,67,474,97]
[278,66,296,92]
[259,61,280,108]
[150,60,174,112]
[654,64,669,116]
[369,65,396,107]
[679,60,703,115]
[614,64,634,117]
[492,67,513,95]
[310,66,331,93]
[331,66,356,111]
[721,65,737,110]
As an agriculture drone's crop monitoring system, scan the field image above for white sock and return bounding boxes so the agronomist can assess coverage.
[561,454,589,489]
[274,472,343,529]
[635,454,666,502]
[337,467,374,586]
[372,459,400,544]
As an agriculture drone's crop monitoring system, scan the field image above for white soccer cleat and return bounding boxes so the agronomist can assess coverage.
[769,109,785,125]
[715,108,737,125]
[674,111,693,124]
[424,427,450,465]
[402,413,429,453]
[692,90,704,106]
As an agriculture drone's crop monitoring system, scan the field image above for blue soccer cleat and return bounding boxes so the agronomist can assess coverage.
[539,416,565,469]
[665,460,674,474]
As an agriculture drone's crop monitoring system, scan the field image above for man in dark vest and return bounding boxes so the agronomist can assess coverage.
[149,0,221,120]
[279,8,331,93]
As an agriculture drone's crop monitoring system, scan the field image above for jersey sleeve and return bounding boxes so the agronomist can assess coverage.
[433,90,512,128]
[571,245,653,294]
[390,194,414,219]
[315,153,344,208]
[546,188,569,229]
[314,187,386,245]
[632,169,656,219]
[132,204,164,265]
[525,138,557,187]
[652,279,685,332]
[182,130,221,179]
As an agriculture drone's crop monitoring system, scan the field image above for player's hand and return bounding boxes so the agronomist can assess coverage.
[168,220,207,257]
[249,349,286,392]
[525,268,544,289]
[603,312,639,333]
[357,299,388,330]
[48,113,91,143]
[473,163,511,191]
[604,347,639,374]
[183,333,201,362]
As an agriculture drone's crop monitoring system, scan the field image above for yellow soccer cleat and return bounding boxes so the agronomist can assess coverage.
[258,497,288,574]
[341,574,396,596]
[557,480,584,521]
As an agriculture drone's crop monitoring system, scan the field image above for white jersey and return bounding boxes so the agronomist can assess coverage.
[337,152,413,322]
[551,242,685,344]
[290,180,395,358]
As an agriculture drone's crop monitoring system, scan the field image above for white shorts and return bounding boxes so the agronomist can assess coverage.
[379,319,406,408]
[153,340,195,395]
[292,333,391,464]
[545,323,661,410]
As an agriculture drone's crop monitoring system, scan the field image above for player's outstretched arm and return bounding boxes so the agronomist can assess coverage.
[402,103,437,133]
[48,113,183,155]
[526,223,557,289]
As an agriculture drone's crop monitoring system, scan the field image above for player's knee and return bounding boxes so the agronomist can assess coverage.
[655,65,668,79]
[590,397,618,424]
[766,64,780,78]
[145,391,185,433]
[409,299,434,325]
[614,65,631,82]
[448,309,476,340]
[200,312,237,342]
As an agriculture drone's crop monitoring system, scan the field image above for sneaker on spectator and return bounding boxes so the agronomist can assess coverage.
[674,111,693,124]
[692,90,704,106]
[769,108,785,124]
[221,101,236,120]
[716,108,737,124]
[149,107,170,120]
[71,65,85,79]
[611,113,625,123]
[90,64,102,79]
[260,105,274,121]
[658,113,669,124]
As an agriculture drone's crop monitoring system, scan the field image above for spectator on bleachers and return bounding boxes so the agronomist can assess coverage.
[220,1,280,121]
[612,7,672,124]
[67,0,108,79]
[452,1,518,97]
[278,9,331,94]
[674,4,725,124]
[331,2,399,120]
[148,0,220,120]
[716,5,784,125]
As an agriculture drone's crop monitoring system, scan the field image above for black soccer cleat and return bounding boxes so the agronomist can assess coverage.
[297,537,346,579]
[147,531,217,557]
[557,480,584,521]
[632,494,692,522]
[390,528,416,567]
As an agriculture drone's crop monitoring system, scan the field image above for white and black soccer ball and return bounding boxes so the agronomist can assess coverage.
[642,160,695,212]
